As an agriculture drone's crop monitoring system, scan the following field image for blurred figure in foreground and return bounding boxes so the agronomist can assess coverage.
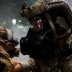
[0,26,19,72]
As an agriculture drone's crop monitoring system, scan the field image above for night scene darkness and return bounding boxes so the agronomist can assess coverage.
[0,0,72,61]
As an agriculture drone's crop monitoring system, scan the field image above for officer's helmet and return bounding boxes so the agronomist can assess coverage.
[20,0,72,42]
[20,0,72,59]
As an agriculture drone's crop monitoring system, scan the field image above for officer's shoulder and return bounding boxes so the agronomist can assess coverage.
[67,34,72,48]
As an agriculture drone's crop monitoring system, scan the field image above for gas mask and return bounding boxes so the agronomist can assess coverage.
[20,1,72,60]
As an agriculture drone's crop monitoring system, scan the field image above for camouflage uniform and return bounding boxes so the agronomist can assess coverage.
[20,0,72,72]
[21,44,72,72]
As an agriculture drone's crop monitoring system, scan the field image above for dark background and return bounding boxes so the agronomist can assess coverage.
[0,0,36,41]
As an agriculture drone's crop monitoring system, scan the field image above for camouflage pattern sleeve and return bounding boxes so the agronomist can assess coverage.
[63,34,72,72]
[63,55,72,72]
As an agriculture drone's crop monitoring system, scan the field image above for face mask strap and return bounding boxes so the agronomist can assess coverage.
[45,13,57,35]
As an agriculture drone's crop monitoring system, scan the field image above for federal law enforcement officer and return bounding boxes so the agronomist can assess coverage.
[14,0,72,72]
